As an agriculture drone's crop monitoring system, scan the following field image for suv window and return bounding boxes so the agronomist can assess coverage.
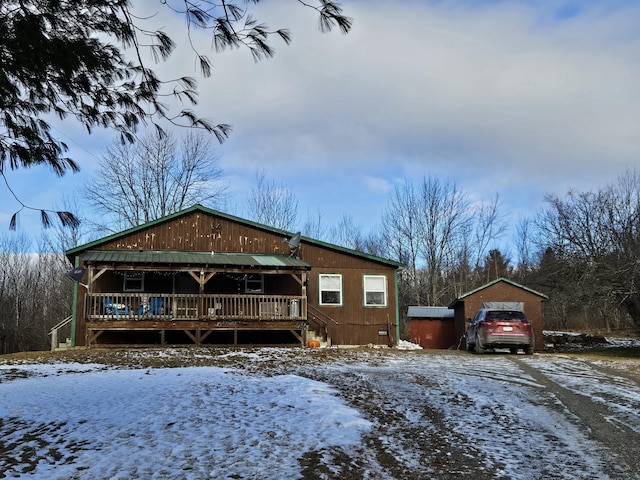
[485,310,526,321]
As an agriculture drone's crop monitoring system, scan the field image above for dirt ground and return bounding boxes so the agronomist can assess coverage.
[1,346,640,479]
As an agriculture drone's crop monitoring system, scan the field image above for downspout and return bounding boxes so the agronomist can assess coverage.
[70,256,79,347]
[394,269,400,346]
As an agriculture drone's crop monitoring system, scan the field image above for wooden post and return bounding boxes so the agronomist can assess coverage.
[51,329,58,352]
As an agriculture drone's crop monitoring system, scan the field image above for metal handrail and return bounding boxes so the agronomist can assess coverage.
[307,304,339,326]
[49,315,73,352]
[48,315,72,336]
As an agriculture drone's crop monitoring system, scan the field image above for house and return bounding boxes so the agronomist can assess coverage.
[448,277,548,351]
[407,306,456,349]
[64,205,403,348]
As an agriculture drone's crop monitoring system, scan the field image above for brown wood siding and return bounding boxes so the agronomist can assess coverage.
[71,209,400,346]
[302,242,397,345]
[410,319,457,349]
[453,281,545,351]
[100,212,293,254]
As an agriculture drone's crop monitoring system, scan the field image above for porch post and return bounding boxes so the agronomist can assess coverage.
[199,270,205,319]
[394,269,400,346]
[302,272,308,319]
[70,256,80,347]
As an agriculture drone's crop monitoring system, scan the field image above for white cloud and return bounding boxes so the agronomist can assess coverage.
[6,0,640,239]
[362,175,394,193]
[178,1,640,187]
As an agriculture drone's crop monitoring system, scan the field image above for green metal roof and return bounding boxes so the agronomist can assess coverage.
[82,250,311,269]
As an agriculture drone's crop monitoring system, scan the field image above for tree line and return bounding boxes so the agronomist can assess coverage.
[2,132,639,352]
[2,2,638,352]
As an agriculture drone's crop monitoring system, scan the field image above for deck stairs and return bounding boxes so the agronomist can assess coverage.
[49,316,73,351]
[55,338,73,351]
[306,305,338,347]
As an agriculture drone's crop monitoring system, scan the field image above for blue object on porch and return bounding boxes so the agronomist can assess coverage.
[104,297,129,316]
[150,297,164,315]
[140,297,164,316]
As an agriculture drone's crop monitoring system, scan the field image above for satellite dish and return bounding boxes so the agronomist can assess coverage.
[283,232,301,257]
[288,232,301,250]
[67,266,86,282]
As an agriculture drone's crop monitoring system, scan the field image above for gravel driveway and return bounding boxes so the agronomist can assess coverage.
[290,349,640,479]
[1,347,639,479]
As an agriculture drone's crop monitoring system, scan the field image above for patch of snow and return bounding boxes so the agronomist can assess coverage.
[543,330,584,336]
[604,337,640,348]
[0,365,370,479]
[395,339,422,350]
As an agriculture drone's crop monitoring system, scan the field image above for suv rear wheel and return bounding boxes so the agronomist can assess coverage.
[474,336,485,354]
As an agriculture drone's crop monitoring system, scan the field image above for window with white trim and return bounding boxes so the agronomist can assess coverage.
[363,275,387,306]
[319,274,342,306]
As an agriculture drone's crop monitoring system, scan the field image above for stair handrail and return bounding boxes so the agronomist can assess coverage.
[49,315,73,352]
[48,315,73,336]
[307,304,339,326]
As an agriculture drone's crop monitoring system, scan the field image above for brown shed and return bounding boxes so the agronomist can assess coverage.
[62,205,403,348]
[408,306,456,349]
[449,278,548,351]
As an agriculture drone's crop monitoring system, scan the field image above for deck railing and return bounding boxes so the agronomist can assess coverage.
[87,293,307,321]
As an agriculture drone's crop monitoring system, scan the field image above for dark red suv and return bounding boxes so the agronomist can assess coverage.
[465,308,534,354]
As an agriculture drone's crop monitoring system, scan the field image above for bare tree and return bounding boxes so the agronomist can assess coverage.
[381,181,423,305]
[246,170,298,231]
[382,176,508,312]
[86,131,226,232]
[0,235,51,353]
[0,231,81,354]
[536,169,640,331]
[471,195,508,272]
[301,208,327,240]
[514,217,536,272]
[328,214,364,250]
[41,194,94,252]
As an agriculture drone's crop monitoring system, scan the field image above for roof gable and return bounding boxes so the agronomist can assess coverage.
[449,277,548,307]
[66,204,403,268]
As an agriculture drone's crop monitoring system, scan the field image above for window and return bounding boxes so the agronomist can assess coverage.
[363,275,387,306]
[245,274,264,293]
[319,274,342,306]
[123,272,144,292]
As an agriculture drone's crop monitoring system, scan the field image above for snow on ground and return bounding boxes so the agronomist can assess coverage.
[0,363,370,479]
[1,347,640,479]
[394,339,422,350]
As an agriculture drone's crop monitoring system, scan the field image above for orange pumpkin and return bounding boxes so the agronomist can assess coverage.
[307,339,321,348]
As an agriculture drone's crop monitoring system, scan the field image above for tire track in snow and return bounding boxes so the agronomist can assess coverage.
[512,356,640,479]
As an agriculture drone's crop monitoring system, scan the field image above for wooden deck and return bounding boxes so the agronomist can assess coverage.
[87,293,307,321]
[85,293,309,347]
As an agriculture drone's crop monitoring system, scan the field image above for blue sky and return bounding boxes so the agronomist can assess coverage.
[2,0,640,255]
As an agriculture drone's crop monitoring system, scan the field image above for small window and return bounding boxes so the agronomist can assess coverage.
[245,274,264,293]
[123,272,144,292]
[364,275,387,306]
[319,274,342,306]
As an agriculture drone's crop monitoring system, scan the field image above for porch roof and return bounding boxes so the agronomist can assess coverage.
[82,250,312,269]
